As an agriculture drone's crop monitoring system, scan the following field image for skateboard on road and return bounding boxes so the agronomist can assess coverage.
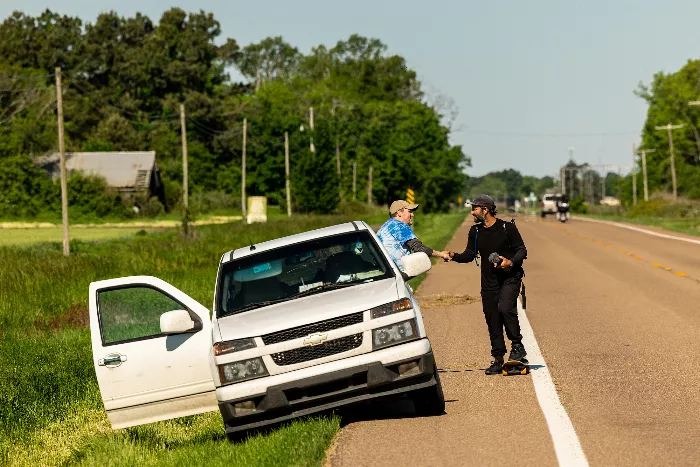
[502,359,530,376]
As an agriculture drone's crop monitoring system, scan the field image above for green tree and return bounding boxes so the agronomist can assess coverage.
[636,60,700,199]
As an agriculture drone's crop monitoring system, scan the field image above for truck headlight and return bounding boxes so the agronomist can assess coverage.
[213,338,256,356]
[218,357,269,384]
[370,298,412,319]
[372,319,418,350]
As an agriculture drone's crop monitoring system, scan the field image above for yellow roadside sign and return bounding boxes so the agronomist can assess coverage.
[406,189,415,204]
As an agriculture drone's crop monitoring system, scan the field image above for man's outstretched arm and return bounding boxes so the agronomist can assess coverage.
[404,238,449,260]
[449,227,476,263]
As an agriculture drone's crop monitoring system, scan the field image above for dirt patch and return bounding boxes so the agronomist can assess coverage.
[416,293,479,309]
[322,431,343,467]
[35,303,89,331]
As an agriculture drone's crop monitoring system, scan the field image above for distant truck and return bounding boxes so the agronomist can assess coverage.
[540,193,561,217]
[600,196,621,207]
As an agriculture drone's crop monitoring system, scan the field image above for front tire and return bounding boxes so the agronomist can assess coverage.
[412,363,445,416]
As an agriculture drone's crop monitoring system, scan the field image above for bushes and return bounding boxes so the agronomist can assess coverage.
[190,191,239,215]
[334,199,385,217]
[0,155,57,217]
[570,197,588,214]
[67,173,133,220]
[0,156,131,221]
[626,198,700,218]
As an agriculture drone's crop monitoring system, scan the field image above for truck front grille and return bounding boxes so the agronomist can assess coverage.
[262,312,364,345]
[271,333,363,366]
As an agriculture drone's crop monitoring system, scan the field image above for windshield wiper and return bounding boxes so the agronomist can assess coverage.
[226,297,295,315]
[224,281,361,316]
[286,281,358,299]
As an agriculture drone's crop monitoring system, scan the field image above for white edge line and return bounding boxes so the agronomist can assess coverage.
[573,216,700,246]
[518,299,589,467]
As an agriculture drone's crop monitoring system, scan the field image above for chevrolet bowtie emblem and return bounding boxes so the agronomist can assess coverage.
[303,333,328,346]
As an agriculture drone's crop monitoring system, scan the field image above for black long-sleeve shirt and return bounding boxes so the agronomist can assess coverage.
[404,238,433,256]
[452,219,527,291]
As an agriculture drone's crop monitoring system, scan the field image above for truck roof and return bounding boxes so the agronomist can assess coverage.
[221,221,371,264]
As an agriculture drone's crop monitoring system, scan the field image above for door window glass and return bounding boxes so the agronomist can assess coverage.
[98,286,185,345]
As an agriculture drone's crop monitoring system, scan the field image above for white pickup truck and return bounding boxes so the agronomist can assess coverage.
[540,193,561,217]
[89,221,444,438]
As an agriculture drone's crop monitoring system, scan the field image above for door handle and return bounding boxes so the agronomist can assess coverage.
[98,354,127,367]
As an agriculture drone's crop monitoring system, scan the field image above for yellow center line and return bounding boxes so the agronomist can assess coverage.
[547,221,698,285]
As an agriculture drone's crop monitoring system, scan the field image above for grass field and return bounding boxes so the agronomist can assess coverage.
[0,227,149,246]
[0,215,245,247]
[0,209,466,467]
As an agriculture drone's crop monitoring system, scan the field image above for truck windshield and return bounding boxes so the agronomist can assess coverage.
[217,231,395,317]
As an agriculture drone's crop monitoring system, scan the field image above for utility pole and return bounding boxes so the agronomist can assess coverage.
[241,117,247,220]
[688,101,700,163]
[309,106,315,153]
[569,168,574,200]
[336,136,342,202]
[632,143,637,206]
[566,146,575,199]
[180,104,189,235]
[285,131,291,217]
[367,166,373,205]
[560,166,565,194]
[352,161,357,200]
[655,123,684,200]
[601,166,606,199]
[55,67,70,257]
[637,148,655,202]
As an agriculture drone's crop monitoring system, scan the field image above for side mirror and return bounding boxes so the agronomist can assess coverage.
[160,309,197,335]
[400,252,432,279]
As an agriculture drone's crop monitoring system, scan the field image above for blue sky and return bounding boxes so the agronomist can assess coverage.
[3,0,700,177]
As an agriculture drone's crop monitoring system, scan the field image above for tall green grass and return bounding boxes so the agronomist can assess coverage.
[0,211,465,466]
[583,198,700,237]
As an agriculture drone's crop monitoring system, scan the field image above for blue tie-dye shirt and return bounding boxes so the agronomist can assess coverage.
[376,218,417,272]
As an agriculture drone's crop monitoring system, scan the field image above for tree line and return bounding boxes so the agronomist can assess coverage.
[634,59,700,201]
[0,8,469,219]
[462,169,555,203]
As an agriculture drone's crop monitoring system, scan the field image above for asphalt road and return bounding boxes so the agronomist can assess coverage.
[327,214,700,466]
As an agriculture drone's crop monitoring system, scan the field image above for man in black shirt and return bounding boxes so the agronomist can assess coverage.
[447,194,528,375]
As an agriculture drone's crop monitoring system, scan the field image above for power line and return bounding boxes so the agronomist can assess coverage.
[455,128,639,138]
[61,73,178,121]
[71,93,177,127]
[0,86,48,93]
[0,73,55,82]
[188,118,243,139]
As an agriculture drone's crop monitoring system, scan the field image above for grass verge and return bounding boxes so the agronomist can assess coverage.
[0,211,464,466]
[580,214,700,237]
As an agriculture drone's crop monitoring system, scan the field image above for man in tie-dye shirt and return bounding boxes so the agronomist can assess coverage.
[376,200,451,277]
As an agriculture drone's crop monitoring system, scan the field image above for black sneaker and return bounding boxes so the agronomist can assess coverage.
[485,359,504,375]
[508,343,527,362]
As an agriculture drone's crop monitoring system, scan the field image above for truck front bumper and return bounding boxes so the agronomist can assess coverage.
[217,339,435,435]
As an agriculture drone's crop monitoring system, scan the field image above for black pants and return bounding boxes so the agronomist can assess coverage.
[481,277,523,358]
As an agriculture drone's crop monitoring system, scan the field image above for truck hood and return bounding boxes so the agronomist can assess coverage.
[216,278,399,340]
